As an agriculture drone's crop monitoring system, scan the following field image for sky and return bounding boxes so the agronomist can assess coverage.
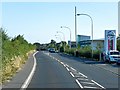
[1,1,119,44]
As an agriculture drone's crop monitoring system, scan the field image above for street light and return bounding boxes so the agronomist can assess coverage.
[61,26,71,48]
[55,35,62,52]
[55,35,62,41]
[77,13,94,58]
[56,31,65,41]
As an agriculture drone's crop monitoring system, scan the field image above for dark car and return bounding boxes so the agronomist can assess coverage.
[49,48,55,53]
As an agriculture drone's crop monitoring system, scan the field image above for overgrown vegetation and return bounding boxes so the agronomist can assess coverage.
[0,28,35,84]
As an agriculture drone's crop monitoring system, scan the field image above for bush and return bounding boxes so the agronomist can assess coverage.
[77,46,92,58]
[1,28,35,84]
[93,51,99,60]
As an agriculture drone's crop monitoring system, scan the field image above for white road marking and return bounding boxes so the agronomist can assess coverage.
[45,52,105,89]
[70,72,75,77]
[21,51,38,88]
[91,80,105,89]
[70,67,76,71]
[77,78,89,81]
[84,86,98,88]
[78,72,87,78]
[63,64,66,67]
[60,62,64,65]
[66,67,70,71]
[81,81,95,85]
[75,79,83,88]
[65,64,69,67]
[55,58,58,61]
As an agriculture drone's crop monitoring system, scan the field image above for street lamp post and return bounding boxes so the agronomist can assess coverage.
[61,26,71,48]
[55,35,62,42]
[56,31,66,52]
[55,35,62,51]
[77,13,94,58]
[57,31,65,41]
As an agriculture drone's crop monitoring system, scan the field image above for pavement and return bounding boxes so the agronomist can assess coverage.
[2,53,35,89]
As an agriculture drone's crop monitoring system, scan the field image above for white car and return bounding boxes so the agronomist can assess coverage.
[104,50,120,63]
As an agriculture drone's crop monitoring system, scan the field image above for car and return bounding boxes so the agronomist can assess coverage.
[48,48,55,53]
[117,59,120,65]
[104,50,120,63]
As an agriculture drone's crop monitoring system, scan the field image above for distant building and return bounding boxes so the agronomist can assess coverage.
[68,41,76,48]
[77,35,90,44]
[78,39,104,51]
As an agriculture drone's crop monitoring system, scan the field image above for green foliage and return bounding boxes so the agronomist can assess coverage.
[2,32,35,64]
[78,46,92,58]
[93,50,100,60]
[1,28,35,83]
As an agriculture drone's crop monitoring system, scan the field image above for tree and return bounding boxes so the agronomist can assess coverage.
[49,39,56,48]
[33,42,41,50]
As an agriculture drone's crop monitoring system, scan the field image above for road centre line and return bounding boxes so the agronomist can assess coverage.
[44,53,105,89]
[66,67,70,71]
[70,72,75,77]
[60,62,64,65]
[65,64,69,67]
[63,64,66,67]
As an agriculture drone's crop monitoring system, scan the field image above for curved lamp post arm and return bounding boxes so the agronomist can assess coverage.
[77,13,94,58]
[57,31,65,41]
[61,26,71,48]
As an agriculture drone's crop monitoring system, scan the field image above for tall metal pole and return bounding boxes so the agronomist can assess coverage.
[61,26,71,48]
[77,14,93,58]
[75,6,77,48]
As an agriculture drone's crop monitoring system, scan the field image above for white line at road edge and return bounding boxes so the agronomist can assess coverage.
[21,51,38,89]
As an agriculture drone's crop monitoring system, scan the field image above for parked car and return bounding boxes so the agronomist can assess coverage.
[104,50,120,64]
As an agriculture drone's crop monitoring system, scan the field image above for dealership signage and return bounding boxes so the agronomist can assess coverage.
[104,30,116,52]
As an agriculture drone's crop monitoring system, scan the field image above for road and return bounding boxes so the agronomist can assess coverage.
[28,51,120,89]
[28,51,79,88]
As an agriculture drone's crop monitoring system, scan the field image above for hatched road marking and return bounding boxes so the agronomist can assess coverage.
[43,51,105,89]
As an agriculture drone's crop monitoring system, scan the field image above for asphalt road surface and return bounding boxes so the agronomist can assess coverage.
[28,51,79,88]
[28,51,120,89]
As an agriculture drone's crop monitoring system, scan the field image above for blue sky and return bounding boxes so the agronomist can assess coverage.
[1,1,119,44]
